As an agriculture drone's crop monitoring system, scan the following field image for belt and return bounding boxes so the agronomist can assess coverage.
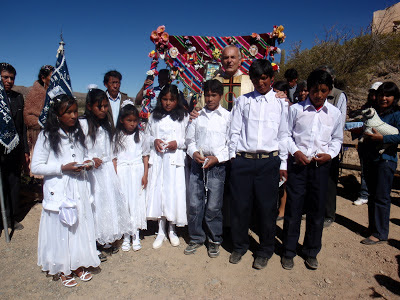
[237,151,278,159]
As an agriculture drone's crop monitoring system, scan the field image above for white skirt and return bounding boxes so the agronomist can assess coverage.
[37,177,100,275]
[90,161,132,244]
[146,152,187,226]
[118,160,147,232]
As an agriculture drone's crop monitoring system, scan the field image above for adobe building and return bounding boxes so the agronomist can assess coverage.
[373,2,400,33]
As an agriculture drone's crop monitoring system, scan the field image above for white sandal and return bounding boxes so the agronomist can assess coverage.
[74,268,92,282]
[60,274,78,287]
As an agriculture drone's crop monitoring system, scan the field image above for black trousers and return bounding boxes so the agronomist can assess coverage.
[283,158,331,258]
[230,155,280,258]
[325,155,340,220]
[0,153,22,221]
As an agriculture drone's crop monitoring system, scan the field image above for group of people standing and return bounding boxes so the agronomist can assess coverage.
[1,43,399,287]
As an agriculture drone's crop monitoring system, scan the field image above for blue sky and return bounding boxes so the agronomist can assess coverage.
[1,0,397,97]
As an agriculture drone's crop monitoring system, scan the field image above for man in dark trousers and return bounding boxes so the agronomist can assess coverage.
[0,63,29,230]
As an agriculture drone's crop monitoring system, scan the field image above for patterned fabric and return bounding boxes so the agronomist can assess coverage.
[38,42,73,127]
[0,80,19,153]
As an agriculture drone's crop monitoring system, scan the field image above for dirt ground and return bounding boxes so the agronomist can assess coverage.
[1,167,400,299]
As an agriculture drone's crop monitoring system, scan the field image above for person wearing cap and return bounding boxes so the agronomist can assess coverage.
[353,82,383,206]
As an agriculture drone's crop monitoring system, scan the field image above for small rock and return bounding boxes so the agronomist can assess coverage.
[324,278,332,284]
[380,270,385,274]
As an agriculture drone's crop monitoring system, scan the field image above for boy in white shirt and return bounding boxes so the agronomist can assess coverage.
[185,79,231,258]
[281,70,343,271]
[228,59,289,270]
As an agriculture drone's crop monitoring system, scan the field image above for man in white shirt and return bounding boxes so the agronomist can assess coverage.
[103,70,129,126]
[185,79,231,258]
[281,70,343,271]
[228,59,288,270]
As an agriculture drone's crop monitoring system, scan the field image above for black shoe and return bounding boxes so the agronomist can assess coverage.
[360,237,386,245]
[184,242,202,255]
[12,221,24,231]
[104,245,119,254]
[281,256,294,270]
[323,218,334,228]
[207,243,220,258]
[305,257,318,270]
[98,252,107,262]
[229,251,243,264]
[253,257,269,270]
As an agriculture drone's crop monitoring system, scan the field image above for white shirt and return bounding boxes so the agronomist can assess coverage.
[228,89,289,170]
[186,105,231,163]
[107,91,121,126]
[287,98,343,159]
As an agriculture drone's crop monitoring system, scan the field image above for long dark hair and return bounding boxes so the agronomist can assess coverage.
[377,82,400,117]
[152,84,187,121]
[82,88,113,145]
[43,94,85,156]
[114,103,140,153]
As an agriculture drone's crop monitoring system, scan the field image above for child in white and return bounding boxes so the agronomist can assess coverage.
[80,88,132,249]
[32,94,99,288]
[113,100,149,251]
[145,84,189,249]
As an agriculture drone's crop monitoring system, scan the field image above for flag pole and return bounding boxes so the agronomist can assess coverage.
[0,165,10,242]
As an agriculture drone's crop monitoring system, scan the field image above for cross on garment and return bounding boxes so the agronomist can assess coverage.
[222,76,242,111]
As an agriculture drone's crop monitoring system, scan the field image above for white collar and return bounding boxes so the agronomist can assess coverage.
[106,91,121,102]
[303,97,328,112]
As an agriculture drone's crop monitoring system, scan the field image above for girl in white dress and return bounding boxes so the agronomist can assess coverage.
[32,94,99,288]
[113,100,149,251]
[145,84,189,249]
[80,88,132,253]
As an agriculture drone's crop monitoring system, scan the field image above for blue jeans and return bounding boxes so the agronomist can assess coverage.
[358,147,369,200]
[364,159,396,240]
[188,161,225,244]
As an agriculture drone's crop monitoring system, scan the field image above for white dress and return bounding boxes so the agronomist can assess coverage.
[80,119,132,245]
[32,131,100,276]
[116,132,149,232]
[145,114,189,226]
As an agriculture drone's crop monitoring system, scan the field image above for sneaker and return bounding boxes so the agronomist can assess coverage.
[353,198,368,206]
[132,234,142,251]
[323,218,334,228]
[184,242,202,255]
[207,243,220,258]
[153,234,166,249]
[169,231,180,247]
[305,256,318,270]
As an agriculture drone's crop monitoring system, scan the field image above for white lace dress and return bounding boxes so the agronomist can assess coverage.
[80,119,132,244]
[32,131,100,275]
[115,132,149,232]
[145,114,189,226]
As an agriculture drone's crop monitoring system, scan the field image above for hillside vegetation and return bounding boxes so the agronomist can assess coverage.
[278,29,400,110]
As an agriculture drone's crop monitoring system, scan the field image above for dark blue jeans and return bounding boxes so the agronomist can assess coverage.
[364,159,396,240]
[188,161,225,244]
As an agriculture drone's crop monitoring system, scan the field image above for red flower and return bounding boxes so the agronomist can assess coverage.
[157,25,165,33]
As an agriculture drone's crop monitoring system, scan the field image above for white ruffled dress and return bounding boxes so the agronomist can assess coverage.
[115,132,149,232]
[145,114,189,226]
[32,131,100,276]
[80,119,132,245]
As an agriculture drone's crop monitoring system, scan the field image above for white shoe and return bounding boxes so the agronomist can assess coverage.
[153,234,166,249]
[169,231,180,247]
[353,198,368,206]
[121,238,131,252]
[132,234,142,251]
